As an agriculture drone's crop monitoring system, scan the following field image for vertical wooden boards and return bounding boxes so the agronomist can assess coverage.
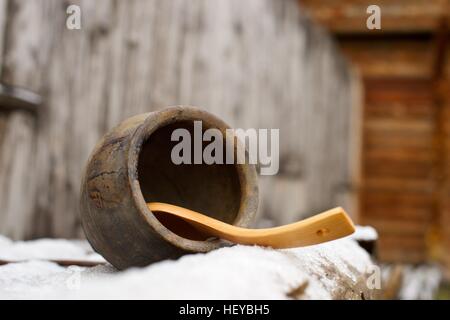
[0,0,355,238]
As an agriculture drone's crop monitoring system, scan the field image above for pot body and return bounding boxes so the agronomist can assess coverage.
[80,106,258,269]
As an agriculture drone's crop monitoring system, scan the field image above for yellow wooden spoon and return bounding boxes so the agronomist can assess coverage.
[148,202,355,248]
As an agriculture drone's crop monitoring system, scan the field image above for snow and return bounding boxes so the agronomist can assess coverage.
[0,234,374,299]
[350,226,378,242]
[0,235,105,263]
[399,264,442,300]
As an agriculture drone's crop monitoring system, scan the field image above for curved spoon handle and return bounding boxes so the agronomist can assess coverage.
[148,202,355,248]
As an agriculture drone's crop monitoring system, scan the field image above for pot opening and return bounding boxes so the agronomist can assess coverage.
[137,120,242,241]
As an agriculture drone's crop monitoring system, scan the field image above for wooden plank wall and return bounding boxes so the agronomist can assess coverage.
[300,0,450,274]
[335,33,442,263]
[0,0,356,239]
[442,50,450,277]
[341,32,450,266]
[360,78,436,262]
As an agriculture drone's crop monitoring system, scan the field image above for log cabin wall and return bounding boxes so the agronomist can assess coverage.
[0,0,357,239]
[442,50,450,278]
[361,77,436,263]
[301,0,450,275]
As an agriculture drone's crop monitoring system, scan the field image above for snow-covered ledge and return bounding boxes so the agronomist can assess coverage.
[0,232,378,299]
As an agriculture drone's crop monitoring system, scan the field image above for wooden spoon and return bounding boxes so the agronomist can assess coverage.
[148,202,355,248]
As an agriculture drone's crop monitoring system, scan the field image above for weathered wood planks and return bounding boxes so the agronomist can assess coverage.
[0,0,356,239]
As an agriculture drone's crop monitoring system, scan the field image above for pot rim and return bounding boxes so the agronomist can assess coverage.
[127,106,258,252]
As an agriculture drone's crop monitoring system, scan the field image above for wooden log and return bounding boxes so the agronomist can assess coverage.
[365,103,435,120]
[0,236,378,299]
[360,218,430,236]
[339,40,435,78]
[378,248,426,263]
[300,0,450,33]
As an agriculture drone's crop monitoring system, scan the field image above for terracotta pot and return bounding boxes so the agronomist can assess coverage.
[80,106,258,269]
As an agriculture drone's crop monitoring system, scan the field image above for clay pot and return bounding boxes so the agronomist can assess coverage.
[80,106,258,269]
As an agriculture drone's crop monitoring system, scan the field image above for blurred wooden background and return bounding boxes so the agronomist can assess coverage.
[301,0,450,275]
[0,0,357,239]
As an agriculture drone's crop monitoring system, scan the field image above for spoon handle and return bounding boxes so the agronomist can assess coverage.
[148,202,355,248]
